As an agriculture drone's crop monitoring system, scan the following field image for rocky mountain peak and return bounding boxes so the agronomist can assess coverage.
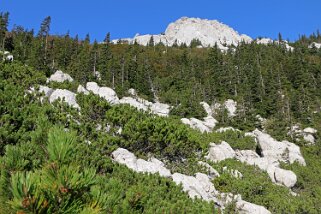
[112,17,252,50]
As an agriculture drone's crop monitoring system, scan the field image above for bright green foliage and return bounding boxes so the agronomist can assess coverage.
[106,104,200,160]
[212,159,319,213]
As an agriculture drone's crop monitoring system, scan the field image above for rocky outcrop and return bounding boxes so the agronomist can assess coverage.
[224,99,237,117]
[39,85,54,97]
[172,172,219,202]
[77,85,89,95]
[289,125,317,145]
[235,150,297,188]
[112,17,252,51]
[86,82,120,104]
[206,141,236,162]
[273,167,297,188]
[216,127,240,133]
[308,42,321,49]
[49,89,80,109]
[198,161,220,178]
[181,102,218,133]
[47,70,74,83]
[253,129,306,166]
[112,148,171,177]
[1,51,13,61]
[36,86,80,109]
[236,200,271,214]
[182,116,218,133]
[86,83,170,116]
[112,148,271,213]
[256,38,294,51]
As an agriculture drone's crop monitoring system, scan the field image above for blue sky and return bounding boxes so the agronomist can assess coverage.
[1,0,320,42]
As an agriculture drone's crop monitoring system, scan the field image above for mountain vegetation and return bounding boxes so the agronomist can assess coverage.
[1,13,321,213]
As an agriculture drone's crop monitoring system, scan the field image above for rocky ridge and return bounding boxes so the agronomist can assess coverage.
[33,70,309,213]
[112,17,252,50]
[112,148,271,214]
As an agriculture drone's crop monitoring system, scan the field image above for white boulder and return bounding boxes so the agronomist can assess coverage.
[200,102,213,116]
[198,161,220,178]
[150,102,171,116]
[86,82,100,94]
[253,129,306,166]
[171,173,219,202]
[112,148,171,177]
[303,127,317,134]
[86,82,119,104]
[235,150,297,188]
[77,85,89,95]
[94,70,101,80]
[236,200,271,214]
[181,118,212,133]
[48,70,73,83]
[273,167,297,188]
[49,89,80,109]
[181,101,217,132]
[119,97,148,111]
[216,127,240,133]
[206,141,236,162]
[6,54,13,61]
[224,99,237,117]
[308,42,321,49]
[39,85,54,97]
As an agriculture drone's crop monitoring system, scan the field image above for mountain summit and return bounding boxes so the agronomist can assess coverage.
[112,17,252,49]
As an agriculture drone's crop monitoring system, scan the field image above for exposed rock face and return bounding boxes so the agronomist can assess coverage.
[224,99,237,117]
[235,150,297,188]
[86,82,170,116]
[39,85,54,97]
[150,102,171,116]
[274,167,297,188]
[290,125,317,145]
[6,54,13,61]
[308,42,321,49]
[77,85,89,95]
[172,172,219,203]
[253,129,306,166]
[256,38,294,51]
[119,97,148,111]
[36,86,80,109]
[112,147,271,213]
[216,127,240,133]
[198,161,220,178]
[200,102,213,116]
[112,148,171,177]
[86,82,120,104]
[49,89,80,109]
[112,17,252,50]
[236,200,271,214]
[47,70,74,83]
[181,102,218,133]
[206,141,236,162]
[181,118,213,133]
[1,51,14,61]
[93,70,101,80]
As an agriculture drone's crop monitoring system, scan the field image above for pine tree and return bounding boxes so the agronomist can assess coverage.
[36,16,52,71]
[148,35,154,47]
[0,12,9,50]
[98,33,113,85]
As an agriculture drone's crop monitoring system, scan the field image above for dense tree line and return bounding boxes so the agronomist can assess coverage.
[3,15,321,130]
